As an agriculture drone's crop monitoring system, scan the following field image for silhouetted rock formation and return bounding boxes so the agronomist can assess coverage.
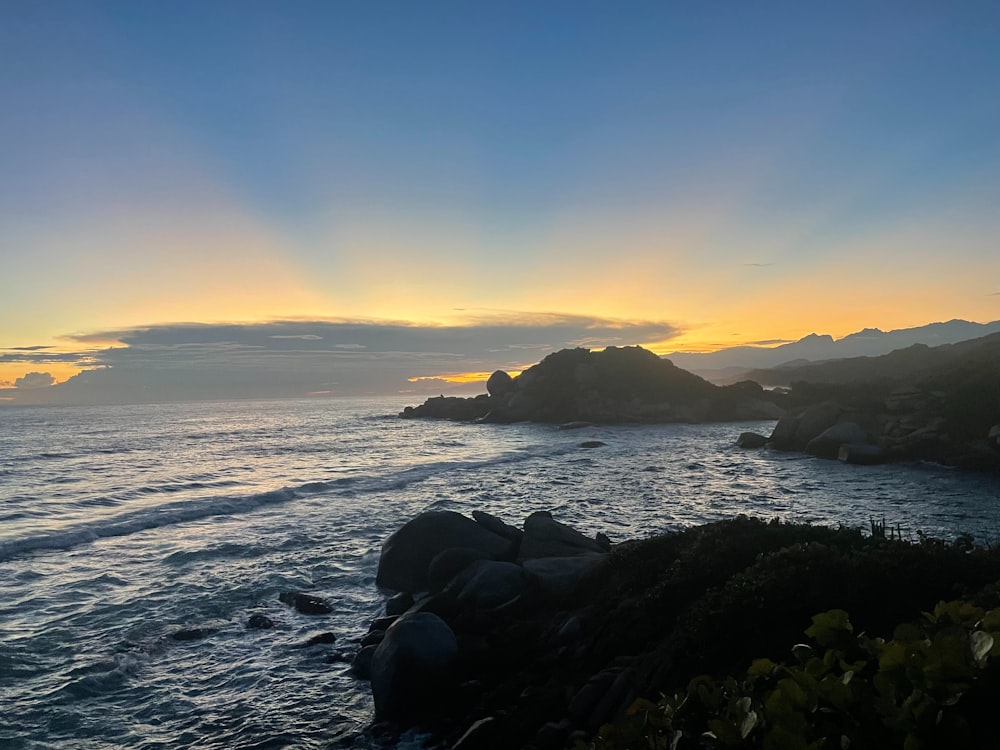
[401,346,785,424]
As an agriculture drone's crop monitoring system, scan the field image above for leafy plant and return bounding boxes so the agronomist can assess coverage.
[587,601,1000,749]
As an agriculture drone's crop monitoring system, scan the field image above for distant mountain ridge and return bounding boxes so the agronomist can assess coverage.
[665,319,1000,383]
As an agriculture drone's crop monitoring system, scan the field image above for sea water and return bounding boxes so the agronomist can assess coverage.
[1,397,998,749]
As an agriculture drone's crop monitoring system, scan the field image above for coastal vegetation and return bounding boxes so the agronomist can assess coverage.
[361,514,1000,749]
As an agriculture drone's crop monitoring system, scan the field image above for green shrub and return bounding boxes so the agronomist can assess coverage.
[588,601,1000,749]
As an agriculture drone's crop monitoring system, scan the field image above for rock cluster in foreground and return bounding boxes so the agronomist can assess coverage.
[352,509,610,729]
[354,514,1000,749]
[401,346,784,424]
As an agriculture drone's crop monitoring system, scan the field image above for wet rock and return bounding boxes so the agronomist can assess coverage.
[371,612,459,722]
[352,644,377,679]
[579,440,606,449]
[279,591,333,615]
[376,510,512,593]
[171,627,216,641]
[595,532,612,551]
[385,592,414,617]
[297,632,337,648]
[368,615,398,633]
[737,431,768,449]
[245,613,274,630]
[839,443,887,465]
[360,630,385,647]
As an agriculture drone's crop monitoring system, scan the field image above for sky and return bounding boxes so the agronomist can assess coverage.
[1,1,999,404]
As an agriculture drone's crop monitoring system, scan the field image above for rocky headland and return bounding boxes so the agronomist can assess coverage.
[736,332,1000,470]
[401,346,785,424]
[355,511,1000,749]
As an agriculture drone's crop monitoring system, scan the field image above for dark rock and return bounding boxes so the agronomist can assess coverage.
[428,547,492,594]
[579,440,606,449]
[805,421,870,459]
[445,559,526,610]
[245,613,274,630]
[523,555,607,601]
[170,627,216,641]
[839,443,887,465]
[451,716,499,750]
[279,591,333,615]
[737,431,768,449]
[370,612,459,722]
[352,644,377,679]
[990,424,1000,453]
[298,632,337,648]
[486,370,515,398]
[360,630,385,647]
[385,592,414,617]
[519,511,607,559]
[376,510,512,593]
[400,394,493,421]
[368,615,398,633]
[472,510,524,545]
[770,402,842,451]
[568,669,620,724]
[595,532,612,551]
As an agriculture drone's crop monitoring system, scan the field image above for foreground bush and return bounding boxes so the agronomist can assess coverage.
[590,601,1000,749]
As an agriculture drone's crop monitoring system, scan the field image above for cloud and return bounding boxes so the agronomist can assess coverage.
[14,371,55,389]
[1,314,681,405]
[744,262,774,267]
[747,339,794,346]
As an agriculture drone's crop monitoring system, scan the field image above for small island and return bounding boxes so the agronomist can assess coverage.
[401,345,785,424]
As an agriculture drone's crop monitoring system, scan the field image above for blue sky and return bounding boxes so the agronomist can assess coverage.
[2,1,999,402]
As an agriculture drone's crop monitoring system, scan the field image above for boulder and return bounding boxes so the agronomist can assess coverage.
[486,370,515,398]
[446,560,526,610]
[472,510,523,545]
[370,612,459,722]
[352,644,377,679]
[278,591,333,615]
[519,511,606,560]
[245,613,274,630]
[427,547,492,594]
[838,443,887,465]
[376,511,513,593]
[579,441,607,449]
[297,632,336,648]
[805,422,870,460]
[770,403,841,451]
[736,432,768,449]
[385,592,414,617]
[523,555,607,601]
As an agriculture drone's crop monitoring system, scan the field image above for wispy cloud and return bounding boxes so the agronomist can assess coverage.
[744,262,774,267]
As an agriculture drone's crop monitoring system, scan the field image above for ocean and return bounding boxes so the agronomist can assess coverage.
[2,397,998,749]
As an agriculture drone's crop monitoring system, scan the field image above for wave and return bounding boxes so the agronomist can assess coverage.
[0,444,574,562]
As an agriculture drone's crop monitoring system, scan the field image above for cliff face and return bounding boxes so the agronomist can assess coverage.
[401,346,785,424]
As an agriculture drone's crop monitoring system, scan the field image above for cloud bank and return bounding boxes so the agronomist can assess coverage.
[0,314,680,406]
